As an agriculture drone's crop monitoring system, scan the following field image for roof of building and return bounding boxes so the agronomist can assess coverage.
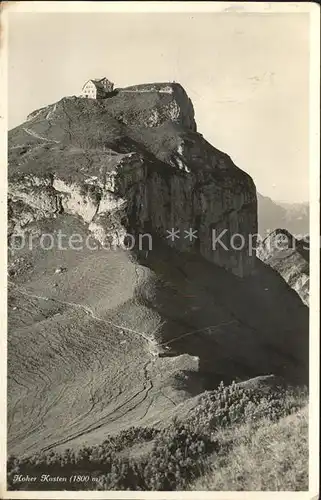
[82,78,114,92]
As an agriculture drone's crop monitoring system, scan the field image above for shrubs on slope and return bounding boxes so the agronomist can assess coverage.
[7,427,159,491]
[189,380,305,433]
[7,381,308,491]
[135,422,217,490]
[190,406,309,491]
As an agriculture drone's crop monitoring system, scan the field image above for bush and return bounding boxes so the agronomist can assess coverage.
[7,426,159,490]
[188,381,306,433]
[138,420,217,490]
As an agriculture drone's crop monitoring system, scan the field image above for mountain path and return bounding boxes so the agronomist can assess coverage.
[8,281,242,454]
[9,280,158,354]
[9,281,239,352]
[22,127,59,144]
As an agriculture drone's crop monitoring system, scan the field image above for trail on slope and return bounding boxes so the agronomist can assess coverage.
[22,127,59,144]
[9,282,158,454]
[9,281,238,353]
[8,280,244,454]
[9,281,158,354]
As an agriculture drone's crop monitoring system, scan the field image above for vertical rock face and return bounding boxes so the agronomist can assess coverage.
[113,153,257,277]
[8,82,257,277]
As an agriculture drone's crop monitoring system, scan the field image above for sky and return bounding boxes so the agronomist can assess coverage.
[7,11,310,203]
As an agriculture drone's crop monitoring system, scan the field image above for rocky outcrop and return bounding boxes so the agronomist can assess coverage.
[257,229,309,305]
[8,82,257,277]
[116,82,197,131]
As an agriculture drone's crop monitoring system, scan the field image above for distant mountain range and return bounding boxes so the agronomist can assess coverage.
[257,193,309,239]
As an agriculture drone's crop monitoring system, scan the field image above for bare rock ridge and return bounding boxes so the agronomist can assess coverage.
[257,229,309,306]
[8,82,257,278]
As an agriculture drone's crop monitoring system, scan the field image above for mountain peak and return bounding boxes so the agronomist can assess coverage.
[9,81,257,277]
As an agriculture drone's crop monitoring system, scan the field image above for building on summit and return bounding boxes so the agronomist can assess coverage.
[80,78,114,99]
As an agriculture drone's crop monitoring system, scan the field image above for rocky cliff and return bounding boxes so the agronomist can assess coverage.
[257,229,309,306]
[8,82,257,277]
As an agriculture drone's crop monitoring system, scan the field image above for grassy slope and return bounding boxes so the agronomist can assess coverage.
[8,216,202,457]
[8,94,252,191]
[8,97,149,183]
[7,382,308,491]
[190,405,308,491]
[8,215,308,458]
